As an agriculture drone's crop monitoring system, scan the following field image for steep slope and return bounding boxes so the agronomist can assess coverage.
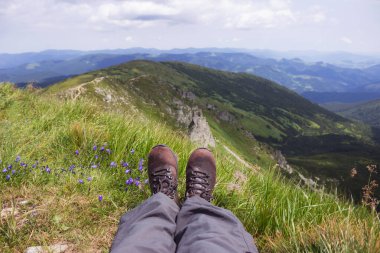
[330,99,380,127]
[45,60,380,200]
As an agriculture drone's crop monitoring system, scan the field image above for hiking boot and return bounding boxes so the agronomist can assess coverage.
[186,148,216,202]
[148,145,179,205]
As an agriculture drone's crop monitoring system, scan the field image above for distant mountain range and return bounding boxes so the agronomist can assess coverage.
[1,49,380,103]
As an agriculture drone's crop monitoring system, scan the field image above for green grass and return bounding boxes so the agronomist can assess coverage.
[1,83,380,252]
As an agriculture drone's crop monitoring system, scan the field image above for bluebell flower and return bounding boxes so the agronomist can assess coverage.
[130,149,135,154]
[122,162,129,167]
[11,170,16,174]
[87,177,93,182]
[135,181,140,186]
[93,145,97,151]
[106,149,111,154]
[7,165,12,169]
[69,165,75,170]
[110,161,117,167]
[78,179,84,184]
[138,158,144,171]
[2,168,7,173]
[46,167,51,173]
[91,164,98,169]
[100,146,105,152]
[15,155,21,162]
[126,177,134,185]
[98,195,103,201]
[6,174,10,180]
[125,169,130,174]
[75,150,79,155]
[95,155,99,159]
[32,164,37,168]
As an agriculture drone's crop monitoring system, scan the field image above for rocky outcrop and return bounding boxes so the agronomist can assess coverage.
[217,110,236,122]
[273,150,294,174]
[167,98,215,147]
[188,109,216,147]
[181,91,196,101]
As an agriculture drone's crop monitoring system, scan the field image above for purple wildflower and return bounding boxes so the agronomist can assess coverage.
[125,169,130,174]
[87,177,93,182]
[130,149,135,154]
[15,155,21,162]
[98,195,103,201]
[91,164,98,169]
[6,174,10,180]
[32,164,37,168]
[144,179,149,184]
[93,145,97,151]
[46,167,51,173]
[106,149,111,154]
[11,170,16,174]
[78,179,84,184]
[7,164,12,169]
[110,161,117,167]
[20,162,27,167]
[135,181,140,186]
[126,177,134,185]
[75,150,79,155]
[122,162,129,167]
[138,158,144,171]
[100,146,105,152]
[95,155,99,159]
[2,168,7,173]
[69,165,75,170]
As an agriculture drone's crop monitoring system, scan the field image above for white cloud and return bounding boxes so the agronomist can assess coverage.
[0,0,329,32]
[341,36,353,44]
[1,0,378,53]
[125,36,133,42]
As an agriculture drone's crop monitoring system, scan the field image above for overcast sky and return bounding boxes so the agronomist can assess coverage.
[0,0,379,53]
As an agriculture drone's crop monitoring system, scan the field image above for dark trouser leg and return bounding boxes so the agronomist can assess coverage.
[175,196,259,253]
[111,193,179,253]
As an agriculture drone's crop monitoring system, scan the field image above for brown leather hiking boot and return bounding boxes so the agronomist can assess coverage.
[186,148,216,202]
[148,145,179,205]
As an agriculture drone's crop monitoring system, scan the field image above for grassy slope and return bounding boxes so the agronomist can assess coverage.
[44,60,380,200]
[1,83,380,252]
[335,99,380,127]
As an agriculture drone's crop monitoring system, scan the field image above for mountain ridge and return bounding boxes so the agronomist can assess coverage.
[2,51,380,98]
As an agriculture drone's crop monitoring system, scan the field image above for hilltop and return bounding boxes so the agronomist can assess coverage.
[2,51,380,99]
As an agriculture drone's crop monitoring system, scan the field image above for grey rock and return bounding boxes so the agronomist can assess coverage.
[217,111,235,122]
[189,110,216,147]
[1,207,19,219]
[273,150,294,174]
[25,243,69,253]
[181,91,196,101]
[206,103,216,110]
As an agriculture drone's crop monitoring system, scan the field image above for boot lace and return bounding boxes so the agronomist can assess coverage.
[151,168,177,199]
[187,170,212,201]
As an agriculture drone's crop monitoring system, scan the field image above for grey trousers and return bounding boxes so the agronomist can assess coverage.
[111,193,259,253]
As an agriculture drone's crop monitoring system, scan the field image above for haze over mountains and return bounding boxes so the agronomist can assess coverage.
[1,48,380,105]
